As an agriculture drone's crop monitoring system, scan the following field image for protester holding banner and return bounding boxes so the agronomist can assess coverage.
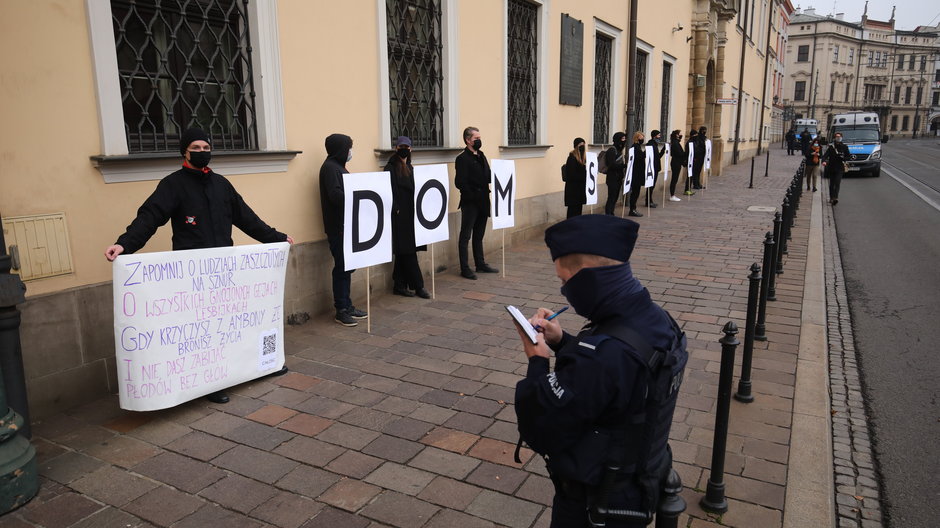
[603,132,629,215]
[320,133,369,327]
[644,130,666,208]
[384,136,430,299]
[626,132,646,217]
[455,127,498,280]
[690,127,707,191]
[104,127,292,404]
[563,137,587,218]
[668,130,686,201]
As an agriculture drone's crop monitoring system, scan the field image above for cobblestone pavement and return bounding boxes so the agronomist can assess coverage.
[4,148,820,528]
[820,185,884,528]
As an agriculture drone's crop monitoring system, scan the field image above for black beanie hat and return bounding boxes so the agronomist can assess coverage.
[180,128,211,155]
[650,130,661,139]
[545,214,639,262]
[573,137,586,148]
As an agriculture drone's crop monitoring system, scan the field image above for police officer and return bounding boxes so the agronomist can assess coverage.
[514,214,688,527]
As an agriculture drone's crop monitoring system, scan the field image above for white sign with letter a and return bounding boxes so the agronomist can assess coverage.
[585,151,599,205]
[663,143,671,180]
[644,145,656,187]
[413,164,450,246]
[344,172,393,271]
[705,139,712,170]
[113,242,290,411]
[490,159,516,230]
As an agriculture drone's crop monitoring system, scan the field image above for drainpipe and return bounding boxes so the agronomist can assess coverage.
[732,0,751,164]
[625,0,638,138]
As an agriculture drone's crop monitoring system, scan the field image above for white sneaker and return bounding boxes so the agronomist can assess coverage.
[669,195,681,202]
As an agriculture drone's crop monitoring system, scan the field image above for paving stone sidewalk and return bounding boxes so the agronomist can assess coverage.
[3,147,817,528]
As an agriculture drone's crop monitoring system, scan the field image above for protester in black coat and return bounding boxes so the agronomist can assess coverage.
[668,130,686,201]
[563,137,587,218]
[690,127,707,190]
[385,136,429,299]
[319,133,368,327]
[604,132,629,215]
[799,128,811,156]
[455,126,498,279]
[644,130,665,208]
[627,132,646,217]
[821,132,851,205]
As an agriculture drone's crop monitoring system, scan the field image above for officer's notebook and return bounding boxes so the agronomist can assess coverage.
[506,305,538,344]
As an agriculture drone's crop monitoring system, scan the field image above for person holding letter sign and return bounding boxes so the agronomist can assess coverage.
[603,132,629,216]
[455,126,499,280]
[563,138,587,218]
[627,132,646,217]
[513,214,688,527]
[385,136,430,299]
[690,126,707,190]
[319,133,369,327]
[104,127,293,404]
[644,130,665,208]
[668,130,686,201]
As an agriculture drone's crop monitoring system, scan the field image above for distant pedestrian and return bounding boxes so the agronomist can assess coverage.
[805,138,821,192]
[799,128,811,156]
[822,132,850,205]
[385,136,430,299]
[563,137,587,218]
[786,129,797,155]
[668,130,686,201]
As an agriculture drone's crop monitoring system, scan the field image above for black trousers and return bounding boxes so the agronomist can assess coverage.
[393,253,424,290]
[605,176,623,215]
[644,172,659,204]
[669,165,683,196]
[828,169,844,200]
[458,202,488,271]
[690,161,703,188]
[628,176,643,211]
[566,204,583,218]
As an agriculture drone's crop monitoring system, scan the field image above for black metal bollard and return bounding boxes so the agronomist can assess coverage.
[734,264,761,403]
[749,156,755,188]
[754,232,774,340]
[655,468,686,528]
[769,213,783,301]
[780,195,791,254]
[763,148,770,177]
[700,322,740,514]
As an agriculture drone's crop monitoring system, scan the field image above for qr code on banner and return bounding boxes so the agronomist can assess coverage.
[258,329,279,371]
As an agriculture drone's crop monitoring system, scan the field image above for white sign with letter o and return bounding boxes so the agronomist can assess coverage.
[413,164,450,246]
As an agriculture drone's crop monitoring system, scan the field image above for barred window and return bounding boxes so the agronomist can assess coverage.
[632,50,648,134]
[794,81,806,101]
[660,61,672,136]
[507,0,539,145]
[592,34,613,144]
[387,0,443,147]
[112,0,258,153]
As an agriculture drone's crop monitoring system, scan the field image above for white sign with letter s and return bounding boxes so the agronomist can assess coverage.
[490,159,516,230]
[585,151,598,205]
[113,242,289,411]
[412,164,450,246]
[343,172,393,271]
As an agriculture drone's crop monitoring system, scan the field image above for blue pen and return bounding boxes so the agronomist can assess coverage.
[534,306,569,331]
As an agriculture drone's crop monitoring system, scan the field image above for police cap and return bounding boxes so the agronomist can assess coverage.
[545,214,639,262]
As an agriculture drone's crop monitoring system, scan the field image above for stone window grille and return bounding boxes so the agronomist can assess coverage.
[507,0,539,146]
[592,34,613,144]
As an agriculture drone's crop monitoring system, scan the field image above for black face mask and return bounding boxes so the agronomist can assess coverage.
[397,148,410,159]
[472,139,482,150]
[578,145,585,154]
[188,151,211,168]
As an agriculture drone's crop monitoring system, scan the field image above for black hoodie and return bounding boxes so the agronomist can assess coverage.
[605,132,629,179]
[319,134,353,238]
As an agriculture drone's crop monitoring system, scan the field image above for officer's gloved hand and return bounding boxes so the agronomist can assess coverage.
[530,307,563,346]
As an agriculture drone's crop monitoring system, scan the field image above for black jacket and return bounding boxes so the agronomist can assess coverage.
[319,134,353,239]
[645,139,665,174]
[564,150,587,206]
[454,147,491,214]
[822,142,850,174]
[384,154,427,254]
[604,132,629,183]
[630,142,646,186]
[115,166,286,254]
[670,137,687,170]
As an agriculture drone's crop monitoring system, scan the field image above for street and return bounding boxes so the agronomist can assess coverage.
[831,139,940,528]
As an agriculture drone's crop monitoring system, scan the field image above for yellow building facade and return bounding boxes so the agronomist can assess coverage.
[1,0,776,416]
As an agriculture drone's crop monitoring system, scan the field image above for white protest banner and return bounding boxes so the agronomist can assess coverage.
[687,142,696,171]
[113,242,289,411]
[413,164,450,246]
[663,143,671,180]
[344,172,393,271]
[623,148,635,195]
[644,145,656,187]
[585,151,599,205]
[705,139,712,170]
[490,159,516,230]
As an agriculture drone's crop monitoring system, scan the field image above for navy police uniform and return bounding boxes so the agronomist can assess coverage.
[515,215,688,528]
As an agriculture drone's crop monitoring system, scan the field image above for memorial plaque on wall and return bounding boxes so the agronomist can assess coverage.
[559,13,583,106]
